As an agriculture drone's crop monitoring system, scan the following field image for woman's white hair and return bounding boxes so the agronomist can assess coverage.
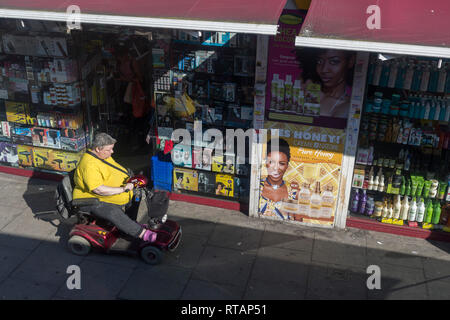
[91,132,117,150]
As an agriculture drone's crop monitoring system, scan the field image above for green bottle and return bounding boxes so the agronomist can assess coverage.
[425,200,434,224]
[400,176,406,195]
[432,201,441,225]
[405,178,411,196]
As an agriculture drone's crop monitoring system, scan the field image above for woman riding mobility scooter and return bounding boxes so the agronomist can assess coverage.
[56,173,182,265]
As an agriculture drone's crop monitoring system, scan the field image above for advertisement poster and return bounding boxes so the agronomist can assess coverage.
[258,121,346,226]
[266,9,356,129]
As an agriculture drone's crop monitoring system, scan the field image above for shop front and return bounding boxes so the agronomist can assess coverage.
[247,6,369,230]
[0,0,289,212]
[285,0,450,240]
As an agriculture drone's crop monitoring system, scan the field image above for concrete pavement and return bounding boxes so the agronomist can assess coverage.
[0,172,449,300]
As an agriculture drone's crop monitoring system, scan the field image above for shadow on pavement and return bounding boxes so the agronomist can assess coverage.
[1,175,447,300]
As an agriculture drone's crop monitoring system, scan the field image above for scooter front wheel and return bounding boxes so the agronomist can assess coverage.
[140,245,162,265]
[68,235,91,256]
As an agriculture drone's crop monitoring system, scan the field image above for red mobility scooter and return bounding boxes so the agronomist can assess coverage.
[56,173,181,265]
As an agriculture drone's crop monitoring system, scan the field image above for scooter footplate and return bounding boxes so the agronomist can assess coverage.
[109,238,139,256]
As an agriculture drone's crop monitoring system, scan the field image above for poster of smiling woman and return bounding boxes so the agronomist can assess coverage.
[258,121,346,227]
[266,9,356,130]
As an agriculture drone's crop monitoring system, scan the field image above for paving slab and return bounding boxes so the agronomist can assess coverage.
[191,245,256,289]
[312,228,368,267]
[0,244,32,283]
[306,262,368,300]
[181,279,244,300]
[118,265,192,300]
[8,240,84,287]
[367,263,429,300]
[0,277,60,300]
[56,259,134,300]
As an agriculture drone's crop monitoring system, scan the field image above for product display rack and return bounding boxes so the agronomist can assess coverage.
[0,27,100,175]
[348,53,450,236]
[151,30,256,206]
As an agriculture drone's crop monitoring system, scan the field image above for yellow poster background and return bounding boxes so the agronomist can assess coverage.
[259,121,346,226]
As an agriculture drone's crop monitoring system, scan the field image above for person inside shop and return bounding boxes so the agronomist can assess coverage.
[114,42,150,151]
[215,182,226,196]
[259,138,295,220]
[72,132,157,243]
[298,48,356,119]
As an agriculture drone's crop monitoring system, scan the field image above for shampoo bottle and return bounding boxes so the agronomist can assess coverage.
[393,195,402,219]
[358,190,368,215]
[321,186,335,218]
[416,198,425,222]
[408,197,417,222]
[425,200,433,223]
[400,196,409,220]
[270,74,280,110]
[310,181,322,218]
[432,201,441,225]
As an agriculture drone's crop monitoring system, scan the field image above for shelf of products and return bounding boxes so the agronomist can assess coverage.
[0,33,90,173]
[350,54,450,233]
[151,31,256,203]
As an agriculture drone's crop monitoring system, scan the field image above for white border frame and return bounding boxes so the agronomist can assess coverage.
[334,52,370,229]
[0,8,279,35]
[295,37,450,59]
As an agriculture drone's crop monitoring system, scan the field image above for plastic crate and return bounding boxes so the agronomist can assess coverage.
[151,155,173,191]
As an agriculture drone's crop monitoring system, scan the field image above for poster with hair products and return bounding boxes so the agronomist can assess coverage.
[258,121,346,227]
[266,9,357,130]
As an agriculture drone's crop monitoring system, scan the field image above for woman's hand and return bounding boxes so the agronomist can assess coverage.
[123,183,134,192]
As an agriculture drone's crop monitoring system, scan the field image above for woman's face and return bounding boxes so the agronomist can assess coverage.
[316,50,353,89]
[266,151,289,183]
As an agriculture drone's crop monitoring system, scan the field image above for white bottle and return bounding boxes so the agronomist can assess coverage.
[388,202,394,219]
[373,175,380,191]
[416,198,425,223]
[400,196,409,220]
[378,175,385,192]
[284,75,293,112]
[320,186,334,218]
[393,195,402,219]
[310,181,322,218]
[270,74,280,110]
[408,197,417,221]
[298,183,311,216]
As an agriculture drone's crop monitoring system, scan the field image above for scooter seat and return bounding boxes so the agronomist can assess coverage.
[72,198,100,208]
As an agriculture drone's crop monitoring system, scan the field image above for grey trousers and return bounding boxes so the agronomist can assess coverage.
[88,201,144,238]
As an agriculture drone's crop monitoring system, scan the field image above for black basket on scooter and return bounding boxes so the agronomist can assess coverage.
[146,190,170,228]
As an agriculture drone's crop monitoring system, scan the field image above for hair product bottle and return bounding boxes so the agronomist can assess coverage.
[299,183,311,216]
[320,185,335,218]
[284,75,293,112]
[310,181,322,218]
[271,74,280,110]
[408,197,417,222]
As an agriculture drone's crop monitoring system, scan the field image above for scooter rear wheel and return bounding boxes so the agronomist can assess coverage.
[140,246,162,265]
[68,235,91,256]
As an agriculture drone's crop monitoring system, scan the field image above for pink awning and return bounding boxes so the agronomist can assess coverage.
[0,0,287,34]
[295,0,450,58]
